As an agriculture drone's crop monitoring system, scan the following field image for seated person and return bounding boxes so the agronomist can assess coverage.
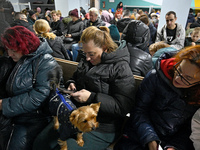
[34,19,70,60]
[114,45,200,150]
[84,7,105,28]
[0,56,15,150]
[149,41,177,67]
[27,10,37,25]
[33,26,135,150]
[122,20,152,76]
[62,8,84,52]
[155,11,185,50]
[50,10,64,36]
[11,12,34,32]
[185,27,200,46]
[0,26,60,150]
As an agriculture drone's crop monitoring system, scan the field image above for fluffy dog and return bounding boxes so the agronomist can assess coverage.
[48,65,101,150]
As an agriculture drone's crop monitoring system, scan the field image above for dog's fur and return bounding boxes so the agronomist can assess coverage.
[48,65,101,150]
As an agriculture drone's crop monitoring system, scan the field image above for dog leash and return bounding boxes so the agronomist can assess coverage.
[56,89,74,111]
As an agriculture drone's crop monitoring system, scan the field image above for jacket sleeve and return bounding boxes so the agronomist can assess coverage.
[190,108,200,150]
[2,55,59,118]
[170,25,185,50]
[141,53,153,77]
[71,22,84,39]
[155,27,163,42]
[130,69,160,146]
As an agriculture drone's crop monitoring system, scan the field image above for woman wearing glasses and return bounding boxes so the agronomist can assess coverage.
[114,45,200,150]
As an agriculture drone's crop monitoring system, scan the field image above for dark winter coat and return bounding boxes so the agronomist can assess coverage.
[125,51,198,150]
[11,19,34,32]
[0,56,14,99]
[66,40,135,133]
[50,20,64,36]
[46,36,70,60]
[62,19,84,50]
[117,18,131,32]
[2,38,59,118]
[122,20,152,76]
[84,17,106,28]
[184,37,200,47]
[190,17,200,28]
[148,22,157,45]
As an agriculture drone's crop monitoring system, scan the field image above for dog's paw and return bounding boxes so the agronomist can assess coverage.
[77,139,84,147]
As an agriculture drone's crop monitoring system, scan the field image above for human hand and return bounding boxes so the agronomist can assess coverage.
[67,83,76,91]
[70,89,91,103]
[191,42,196,46]
[148,141,157,150]
[0,99,2,110]
[65,34,72,38]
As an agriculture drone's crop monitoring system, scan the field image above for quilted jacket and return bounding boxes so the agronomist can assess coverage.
[66,40,135,133]
[125,51,198,150]
[2,38,59,118]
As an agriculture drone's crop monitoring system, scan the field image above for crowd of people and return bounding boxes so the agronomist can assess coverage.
[0,1,200,150]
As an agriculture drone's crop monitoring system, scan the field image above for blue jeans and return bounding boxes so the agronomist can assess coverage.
[7,114,50,150]
[71,43,81,62]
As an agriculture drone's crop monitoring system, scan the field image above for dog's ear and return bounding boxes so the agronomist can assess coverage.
[69,110,79,127]
[90,102,101,113]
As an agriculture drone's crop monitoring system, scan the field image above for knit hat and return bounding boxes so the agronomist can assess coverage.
[70,9,79,18]
[29,10,35,17]
[108,24,120,41]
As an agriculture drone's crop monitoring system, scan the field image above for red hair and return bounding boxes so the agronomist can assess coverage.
[173,45,200,105]
[1,26,40,55]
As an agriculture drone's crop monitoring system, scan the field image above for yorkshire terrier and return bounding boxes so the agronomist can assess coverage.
[48,65,101,150]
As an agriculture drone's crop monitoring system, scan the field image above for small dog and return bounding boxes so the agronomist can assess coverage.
[54,101,101,150]
[48,66,101,150]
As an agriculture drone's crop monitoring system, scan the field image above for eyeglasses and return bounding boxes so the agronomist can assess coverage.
[173,61,200,86]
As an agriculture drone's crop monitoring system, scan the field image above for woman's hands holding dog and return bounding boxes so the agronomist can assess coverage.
[68,83,91,103]
[71,89,91,103]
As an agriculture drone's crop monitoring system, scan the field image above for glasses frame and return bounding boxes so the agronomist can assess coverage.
[173,61,200,86]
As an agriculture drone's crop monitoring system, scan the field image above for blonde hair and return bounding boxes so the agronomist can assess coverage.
[57,10,62,16]
[50,10,57,16]
[149,41,170,54]
[192,27,200,35]
[80,26,118,53]
[33,19,56,40]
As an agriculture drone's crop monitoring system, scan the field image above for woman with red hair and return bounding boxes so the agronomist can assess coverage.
[115,45,200,150]
[0,26,60,150]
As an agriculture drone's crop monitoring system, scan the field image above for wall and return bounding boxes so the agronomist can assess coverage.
[99,0,160,11]
[157,0,192,30]
[55,0,90,17]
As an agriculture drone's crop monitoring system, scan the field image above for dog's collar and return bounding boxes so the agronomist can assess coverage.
[56,89,74,111]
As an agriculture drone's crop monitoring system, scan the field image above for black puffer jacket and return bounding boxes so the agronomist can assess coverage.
[66,40,135,133]
[117,18,131,32]
[125,51,198,150]
[46,36,70,60]
[122,20,152,76]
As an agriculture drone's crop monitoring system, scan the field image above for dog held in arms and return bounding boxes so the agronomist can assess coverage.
[48,65,101,150]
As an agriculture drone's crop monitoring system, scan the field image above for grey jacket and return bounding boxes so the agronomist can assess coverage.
[156,23,185,50]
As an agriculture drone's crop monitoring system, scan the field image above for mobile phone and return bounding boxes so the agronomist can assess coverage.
[58,87,76,94]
